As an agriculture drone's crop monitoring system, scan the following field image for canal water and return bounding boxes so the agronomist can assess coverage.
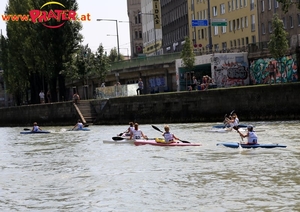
[0,121,299,211]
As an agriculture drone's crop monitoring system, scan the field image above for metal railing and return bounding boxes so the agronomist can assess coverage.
[109,52,181,71]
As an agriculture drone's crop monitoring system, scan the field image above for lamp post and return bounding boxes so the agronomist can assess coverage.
[139,12,157,55]
[119,20,135,59]
[207,0,213,53]
[96,19,120,61]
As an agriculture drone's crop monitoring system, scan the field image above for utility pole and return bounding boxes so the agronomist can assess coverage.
[207,0,213,53]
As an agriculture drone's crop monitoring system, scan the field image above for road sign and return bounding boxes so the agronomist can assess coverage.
[211,18,227,26]
[192,19,208,27]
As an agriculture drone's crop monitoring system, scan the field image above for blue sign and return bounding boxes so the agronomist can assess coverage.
[192,19,208,27]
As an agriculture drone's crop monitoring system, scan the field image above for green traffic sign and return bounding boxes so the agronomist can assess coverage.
[212,22,227,26]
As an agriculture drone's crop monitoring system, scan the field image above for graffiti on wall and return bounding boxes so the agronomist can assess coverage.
[149,76,166,93]
[249,55,298,84]
[212,55,249,87]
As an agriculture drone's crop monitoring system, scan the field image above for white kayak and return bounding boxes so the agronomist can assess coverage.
[103,139,135,144]
[206,128,265,133]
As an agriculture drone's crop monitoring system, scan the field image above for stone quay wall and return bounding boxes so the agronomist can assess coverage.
[1,83,299,127]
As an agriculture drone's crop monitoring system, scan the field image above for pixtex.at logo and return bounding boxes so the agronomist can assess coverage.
[1,1,91,29]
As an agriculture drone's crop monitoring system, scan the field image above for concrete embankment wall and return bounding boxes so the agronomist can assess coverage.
[1,83,300,127]
[91,83,300,125]
[0,102,77,127]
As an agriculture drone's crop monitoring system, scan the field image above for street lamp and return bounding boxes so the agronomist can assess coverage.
[119,20,135,59]
[139,12,157,55]
[96,19,120,61]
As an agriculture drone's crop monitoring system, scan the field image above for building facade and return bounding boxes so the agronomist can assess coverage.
[189,0,259,54]
[161,0,189,54]
[127,0,144,58]
[140,0,163,56]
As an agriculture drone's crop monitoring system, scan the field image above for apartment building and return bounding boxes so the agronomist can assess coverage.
[258,0,300,48]
[127,0,144,58]
[189,0,259,53]
[161,0,189,54]
[140,0,163,56]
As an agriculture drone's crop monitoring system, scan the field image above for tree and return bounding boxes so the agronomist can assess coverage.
[94,44,110,86]
[180,36,195,71]
[268,14,289,59]
[277,0,300,13]
[2,0,82,104]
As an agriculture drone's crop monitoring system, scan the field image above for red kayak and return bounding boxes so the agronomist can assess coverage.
[134,139,201,146]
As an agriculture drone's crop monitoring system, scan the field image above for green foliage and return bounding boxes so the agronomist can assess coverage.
[180,37,195,71]
[94,44,110,85]
[1,0,82,104]
[276,0,300,13]
[268,14,289,59]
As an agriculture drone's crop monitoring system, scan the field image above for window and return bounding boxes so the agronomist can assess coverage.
[268,21,272,32]
[251,14,255,31]
[214,26,219,35]
[275,1,279,8]
[240,0,243,8]
[242,38,245,45]
[298,14,300,26]
[222,42,227,50]
[268,0,272,10]
[237,18,240,29]
[282,17,286,29]
[236,0,239,9]
[244,0,247,7]
[251,35,256,43]
[214,44,219,51]
[220,3,225,14]
[230,40,233,48]
[290,16,294,28]
[241,17,244,28]
[213,6,218,16]
[232,0,235,10]
[261,23,266,34]
[250,0,254,10]
[246,37,249,45]
[222,26,227,33]
[261,0,265,12]
[233,19,236,30]
[229,20,232,31]
[245,16,248,28]
[228,1,231,12]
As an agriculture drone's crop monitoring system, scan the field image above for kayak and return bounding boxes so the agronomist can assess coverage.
[206,128,265,133]
[206,128,234,133]
[20,130,50,134]
[103,139,135,144]
[67,128,91,131]
[216,142,287,149]
[212,124,249,129]
[134,139,201,146]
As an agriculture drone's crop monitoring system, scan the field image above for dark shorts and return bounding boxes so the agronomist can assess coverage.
[269,72,275,77]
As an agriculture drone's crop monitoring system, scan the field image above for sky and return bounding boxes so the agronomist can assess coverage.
[0,0,131,56]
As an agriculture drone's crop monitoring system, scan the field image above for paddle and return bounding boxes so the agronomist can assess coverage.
[24,128,31,131]
[84,124,89,127]
[112,136,125,141]
[151,125,190,143]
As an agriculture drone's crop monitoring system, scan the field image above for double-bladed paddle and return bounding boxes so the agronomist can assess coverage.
[151,125,190,143]
[112,136,125,141]
[24,128,31,131]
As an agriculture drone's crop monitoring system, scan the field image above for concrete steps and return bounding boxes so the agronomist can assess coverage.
[74,100,97,124]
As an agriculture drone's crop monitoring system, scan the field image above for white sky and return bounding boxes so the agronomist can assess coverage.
[0,0,131,55]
